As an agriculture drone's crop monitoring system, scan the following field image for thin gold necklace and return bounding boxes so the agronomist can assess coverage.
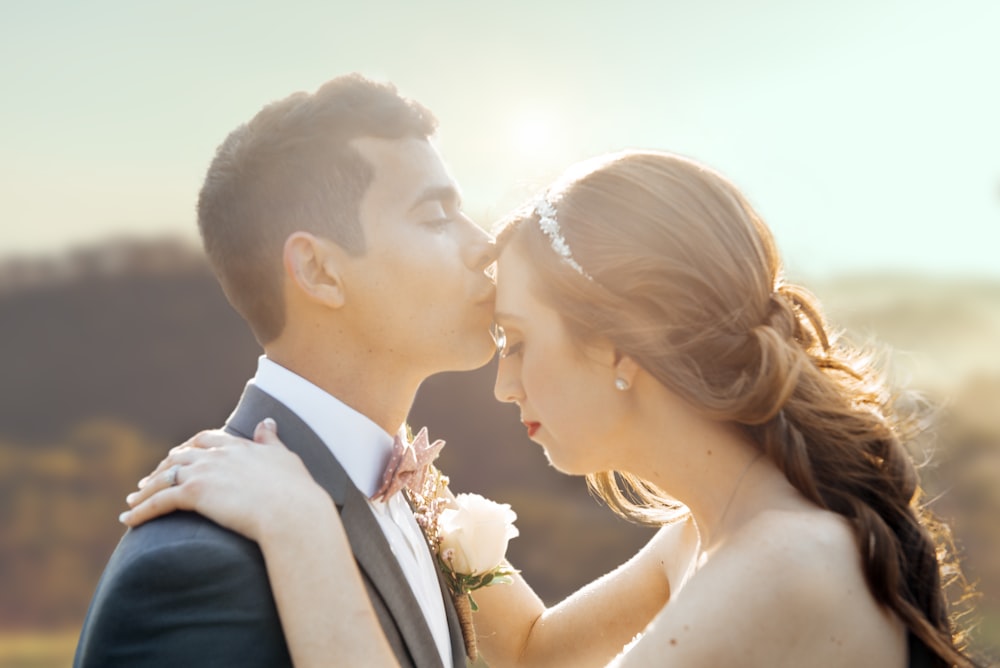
[712,451,763,543]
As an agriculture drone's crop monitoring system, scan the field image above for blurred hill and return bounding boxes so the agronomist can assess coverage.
[0,238,260,445]
[1,240,998,663]
[809,275,1000,391]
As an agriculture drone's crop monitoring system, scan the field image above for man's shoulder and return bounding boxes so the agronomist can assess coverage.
[86,512,275,625]
[75,511,291,668]
[107,511,264,579]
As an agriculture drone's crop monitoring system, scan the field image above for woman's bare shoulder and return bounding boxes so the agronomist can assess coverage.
[726,507,906,663]
[620,509,905,667]
[740,506,858,563]
[726,506,871,600]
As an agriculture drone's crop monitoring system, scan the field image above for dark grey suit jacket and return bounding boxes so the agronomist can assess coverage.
[74,384,466,667]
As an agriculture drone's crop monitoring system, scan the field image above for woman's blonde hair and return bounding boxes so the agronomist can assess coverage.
[494,150,974,667]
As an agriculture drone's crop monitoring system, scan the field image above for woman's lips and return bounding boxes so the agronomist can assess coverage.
[523,421,541,437]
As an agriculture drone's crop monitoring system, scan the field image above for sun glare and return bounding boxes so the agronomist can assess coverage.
[512,112,552,156]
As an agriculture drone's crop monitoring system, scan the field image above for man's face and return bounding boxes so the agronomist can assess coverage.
[339,136,496,378]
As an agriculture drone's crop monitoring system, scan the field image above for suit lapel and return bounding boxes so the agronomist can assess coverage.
[225,384,447,668]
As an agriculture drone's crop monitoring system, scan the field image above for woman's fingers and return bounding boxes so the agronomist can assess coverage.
[137,426,272,489]
[163,428,257,459]
[192,429,256,450]
[135,442,214,496]
[165,429,223,457]
[122,448,218,523]
[133,420,287,494]
[138,454,182,490]
[253,418,284,445]
[127,466,173,508]
[120,484,196,527]
[137,445,204,490]
[117,419,323,542]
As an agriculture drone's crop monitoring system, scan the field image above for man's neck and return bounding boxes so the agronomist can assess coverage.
[263,344,423,435]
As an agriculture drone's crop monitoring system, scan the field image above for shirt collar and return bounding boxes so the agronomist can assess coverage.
[249,356,396,498]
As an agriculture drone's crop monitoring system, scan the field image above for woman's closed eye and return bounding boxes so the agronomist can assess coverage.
[502,341,523,358]
[493,324,523,359]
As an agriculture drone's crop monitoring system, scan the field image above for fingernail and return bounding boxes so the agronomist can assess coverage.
[261,418,276,431]
[118,511,130,523]
[138,477,148,489]
[126,492,138,504]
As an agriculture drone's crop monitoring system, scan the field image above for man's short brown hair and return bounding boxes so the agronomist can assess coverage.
[198,74,437,343]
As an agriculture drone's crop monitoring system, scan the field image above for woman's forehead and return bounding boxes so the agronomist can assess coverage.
[494,247,545,322]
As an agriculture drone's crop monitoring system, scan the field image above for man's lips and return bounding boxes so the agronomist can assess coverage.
[523,421,540,437]
[473,285,497,307]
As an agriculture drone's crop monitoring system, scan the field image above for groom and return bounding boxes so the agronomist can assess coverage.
[74,74,496,667]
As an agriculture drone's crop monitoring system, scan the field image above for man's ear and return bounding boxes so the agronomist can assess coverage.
[282,232,346,309]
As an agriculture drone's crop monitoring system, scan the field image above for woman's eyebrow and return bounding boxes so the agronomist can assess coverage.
[493,311,524,325]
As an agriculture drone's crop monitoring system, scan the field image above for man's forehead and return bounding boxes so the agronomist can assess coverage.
[351,135,455,197]
[350,135,438,171]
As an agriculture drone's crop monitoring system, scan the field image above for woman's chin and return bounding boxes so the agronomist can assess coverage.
[539,448,590,477]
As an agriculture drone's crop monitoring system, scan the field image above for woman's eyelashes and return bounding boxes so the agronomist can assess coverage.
[501,341,523,358]
[493,325,523,359]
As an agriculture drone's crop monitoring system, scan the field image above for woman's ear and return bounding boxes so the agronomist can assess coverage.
[283,232,346,309]
[613,353,640,391]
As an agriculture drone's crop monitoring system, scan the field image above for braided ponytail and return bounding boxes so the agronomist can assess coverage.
[748,289,967,665]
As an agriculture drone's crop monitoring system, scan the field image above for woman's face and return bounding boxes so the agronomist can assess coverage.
[492,243,626,475]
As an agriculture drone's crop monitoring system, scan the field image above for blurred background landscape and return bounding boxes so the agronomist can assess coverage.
[2,0,998,665]
[0,239,998,666]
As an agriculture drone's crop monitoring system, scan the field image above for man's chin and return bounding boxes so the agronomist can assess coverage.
[469,331,500,368]
[439,333,497,372]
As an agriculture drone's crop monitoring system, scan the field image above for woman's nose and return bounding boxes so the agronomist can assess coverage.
[493,357,523,404]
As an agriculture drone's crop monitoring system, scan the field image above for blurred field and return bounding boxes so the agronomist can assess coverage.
[0,630,78,668]
[1,241,998,665]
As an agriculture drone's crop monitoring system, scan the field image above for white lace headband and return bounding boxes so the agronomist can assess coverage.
[534,196,595,281]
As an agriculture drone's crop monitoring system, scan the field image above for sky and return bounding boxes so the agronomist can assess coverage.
[1,0,997,279]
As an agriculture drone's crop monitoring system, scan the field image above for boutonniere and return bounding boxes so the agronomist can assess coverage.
[407,455,518,662]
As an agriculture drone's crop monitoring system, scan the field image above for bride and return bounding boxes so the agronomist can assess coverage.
[121,150,972,667]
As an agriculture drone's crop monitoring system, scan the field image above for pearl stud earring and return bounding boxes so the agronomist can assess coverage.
[615,378,630,391]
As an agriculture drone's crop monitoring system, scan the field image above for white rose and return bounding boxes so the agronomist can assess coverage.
[437,493,519,576]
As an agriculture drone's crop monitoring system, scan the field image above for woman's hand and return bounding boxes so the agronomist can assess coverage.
[120,419,332,544]
[125,420,400,667]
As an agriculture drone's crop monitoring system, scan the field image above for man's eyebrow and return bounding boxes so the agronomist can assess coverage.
[408,185,462,212]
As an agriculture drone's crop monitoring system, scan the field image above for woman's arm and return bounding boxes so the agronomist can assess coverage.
[124,422,680,668]
[260,489,398,668]
[472,521,684,668]
[122,420,400,668]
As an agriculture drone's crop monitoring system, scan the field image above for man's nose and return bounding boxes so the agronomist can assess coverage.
[461,217,497,272]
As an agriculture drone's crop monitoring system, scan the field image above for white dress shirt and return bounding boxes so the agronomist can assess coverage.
[250,356,453,667]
